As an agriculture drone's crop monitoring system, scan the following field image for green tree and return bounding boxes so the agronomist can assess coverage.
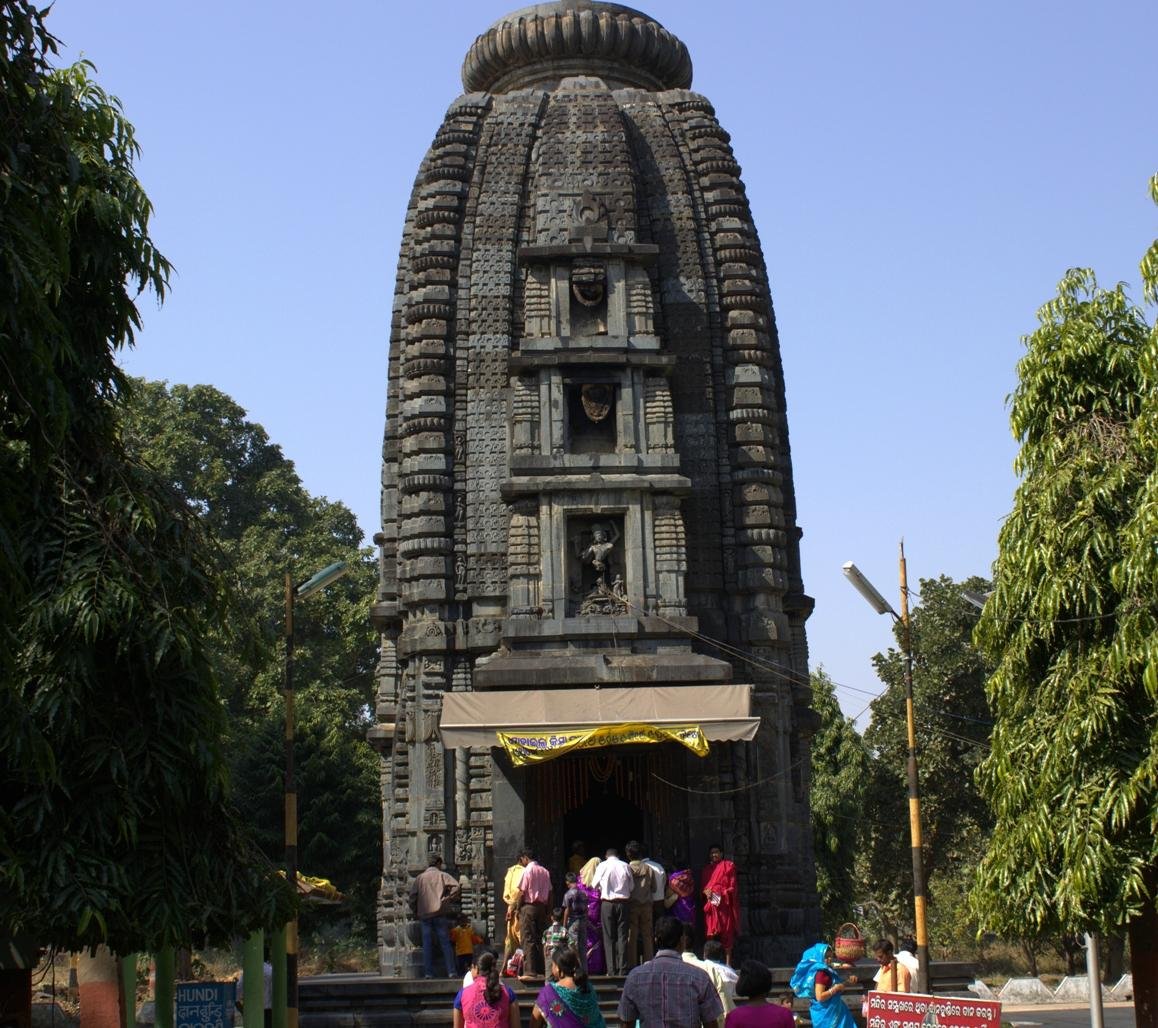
[858,575,994,949]
[971,180,1158,1026]
[121,380,381,928]
[0,2,289,953]
[809,668,870,935]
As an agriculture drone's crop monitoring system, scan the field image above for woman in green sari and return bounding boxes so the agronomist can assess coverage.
[532,947,605,1028]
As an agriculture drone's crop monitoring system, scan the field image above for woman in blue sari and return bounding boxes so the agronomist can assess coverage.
[789,943,858,1028]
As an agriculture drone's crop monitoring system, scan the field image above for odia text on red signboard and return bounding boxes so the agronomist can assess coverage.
[864,991,1001,1028]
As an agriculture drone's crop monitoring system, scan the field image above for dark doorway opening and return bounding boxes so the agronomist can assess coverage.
[564,789,643,867]
[525,748,688,881]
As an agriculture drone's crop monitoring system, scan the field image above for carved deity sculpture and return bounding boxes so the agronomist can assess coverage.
[580,522,619,585]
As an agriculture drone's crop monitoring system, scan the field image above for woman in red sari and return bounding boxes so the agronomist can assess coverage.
[700,845,740,964]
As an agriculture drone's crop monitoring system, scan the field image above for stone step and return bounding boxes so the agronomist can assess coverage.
[300,962,977,1027]
[300,974,623,1027]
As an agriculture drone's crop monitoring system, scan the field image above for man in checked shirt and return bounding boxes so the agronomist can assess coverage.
[617,916,723,1028]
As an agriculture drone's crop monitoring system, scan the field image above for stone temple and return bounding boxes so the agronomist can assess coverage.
[370,0,819,973]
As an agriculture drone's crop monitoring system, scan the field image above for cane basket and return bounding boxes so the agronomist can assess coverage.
[834,922,865,961]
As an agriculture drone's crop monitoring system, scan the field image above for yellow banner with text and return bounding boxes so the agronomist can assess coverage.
[498,722,709,766]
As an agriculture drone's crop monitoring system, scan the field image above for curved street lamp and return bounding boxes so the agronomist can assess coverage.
[285,561,349,1028]
[842,544,930,993]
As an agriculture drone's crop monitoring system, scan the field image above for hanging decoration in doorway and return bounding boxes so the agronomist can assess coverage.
[588,754,618,785]
[498,722,709,767]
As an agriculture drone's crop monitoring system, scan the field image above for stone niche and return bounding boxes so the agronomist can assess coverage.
[569,259,608,335]
[566,513,627,616]
[565,378,618,454]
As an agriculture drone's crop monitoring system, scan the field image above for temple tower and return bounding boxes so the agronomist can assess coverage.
[371,1,819,973]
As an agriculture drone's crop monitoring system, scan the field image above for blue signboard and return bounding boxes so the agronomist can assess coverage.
[176,981,236,1028]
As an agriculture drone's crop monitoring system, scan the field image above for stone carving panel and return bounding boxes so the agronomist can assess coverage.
[511,374,540,456]
[532,80,637,248]
[523,265,552,338]
[508,500,542,618]
[627,263,656,336]
[654,495,687,616]
[643,374,674,454]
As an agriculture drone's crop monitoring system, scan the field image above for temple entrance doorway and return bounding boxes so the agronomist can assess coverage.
[564,788,642,866]
[525,746,688,882]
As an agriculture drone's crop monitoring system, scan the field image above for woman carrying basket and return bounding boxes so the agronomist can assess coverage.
[789,943,858,1028]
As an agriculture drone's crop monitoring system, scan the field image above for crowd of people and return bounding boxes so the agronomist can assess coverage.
[454,915,767,1028]
[496,841,741,979]
[414,841,920,1028]
[451,922,918,1027]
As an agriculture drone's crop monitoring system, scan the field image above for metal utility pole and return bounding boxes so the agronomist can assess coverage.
[898,542,929,993]
[1085,933,1104,1028]
[284,561,349,1028]
[842,542,930,993]
[284,573,298,1028]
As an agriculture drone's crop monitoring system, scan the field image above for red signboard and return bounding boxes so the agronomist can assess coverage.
[864,992,1002,1028]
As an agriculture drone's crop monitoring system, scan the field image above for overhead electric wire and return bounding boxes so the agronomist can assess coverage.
[616,596,997,758]
[618,596,994,743]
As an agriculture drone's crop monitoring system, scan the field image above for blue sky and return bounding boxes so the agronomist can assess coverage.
[48,2,1156,721]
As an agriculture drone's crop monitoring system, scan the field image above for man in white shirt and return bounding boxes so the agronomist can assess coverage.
[896,936,920,978]
[591,847,633,975]
[688,938,737,1026]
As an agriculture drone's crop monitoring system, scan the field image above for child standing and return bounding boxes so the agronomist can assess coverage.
[541,907,568,974]
[449,915,483,976]
[562,871,589,973]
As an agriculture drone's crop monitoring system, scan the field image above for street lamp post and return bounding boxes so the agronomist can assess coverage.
[843,543,930,993]
[284,561,349,1028]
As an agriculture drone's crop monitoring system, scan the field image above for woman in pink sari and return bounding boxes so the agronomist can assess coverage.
[700,844,740,964]
[453,948,521,1028]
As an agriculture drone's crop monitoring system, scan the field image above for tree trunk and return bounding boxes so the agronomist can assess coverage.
[1060,934,1083,976]
[0,969,32,1028]
[1129,894,1158,1028]
[78,946,120,1028]
[1104,932,1126,984]
[1020,938,1039,978]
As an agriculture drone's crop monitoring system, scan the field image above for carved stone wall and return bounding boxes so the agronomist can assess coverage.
[375,2,818,974]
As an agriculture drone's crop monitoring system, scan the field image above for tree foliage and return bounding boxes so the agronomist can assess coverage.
[971,273,1156,930]
[0,2,290,952]
[809,668,869,934]
[0,6,166,636]
[970,178,1158,1021]
[859,575,994,946]
[121,380,381,928]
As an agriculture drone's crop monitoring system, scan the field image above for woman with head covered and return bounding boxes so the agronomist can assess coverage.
[789,943,858,1028]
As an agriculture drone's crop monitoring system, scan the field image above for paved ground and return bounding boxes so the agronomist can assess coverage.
[302,975,1136,1028]
[1001,1001,1134,1028]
